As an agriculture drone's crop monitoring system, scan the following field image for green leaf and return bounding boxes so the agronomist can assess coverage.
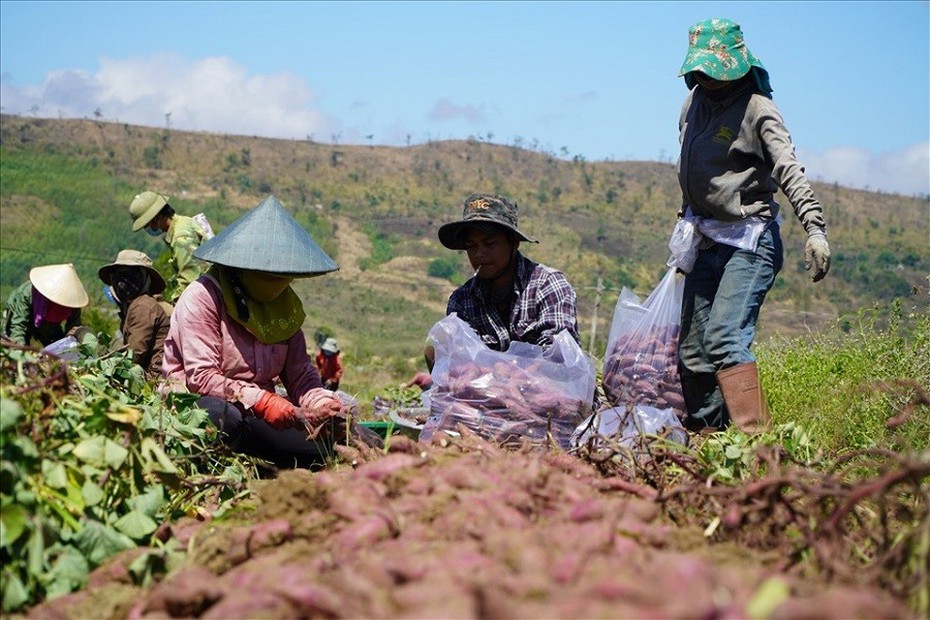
[1,569,30,612]
[9,436,39,459]
[72,437,128,469]
[26,527,44,576]
[724,444,743,459]
[140,438,179,475]
[81,479,104,507]
[0,398,23,432]
[746,576,791,620]
[113,510,158,540]
[43,545,89,599]
[0,504,28,547]
[73,521,135,565]
[128,487,165,518]
[41,459,69,490]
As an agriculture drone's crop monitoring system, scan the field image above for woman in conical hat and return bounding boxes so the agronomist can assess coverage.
[98,249,171,377]
[160,195,349,469]
[2,263,88,347]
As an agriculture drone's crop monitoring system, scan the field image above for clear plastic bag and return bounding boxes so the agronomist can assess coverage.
[193,212,215,240]
[601,267,686,421]
[667,218,702,273]
[420,314,596,449]
[572,405,688,449]
[41,335,80,362]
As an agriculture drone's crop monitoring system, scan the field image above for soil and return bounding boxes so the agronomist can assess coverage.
[26,431,911,620]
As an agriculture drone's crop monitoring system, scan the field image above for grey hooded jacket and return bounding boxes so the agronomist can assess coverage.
[677,80,826,236]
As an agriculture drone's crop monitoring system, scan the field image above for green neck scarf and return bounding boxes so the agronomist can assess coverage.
[210,266,305,344]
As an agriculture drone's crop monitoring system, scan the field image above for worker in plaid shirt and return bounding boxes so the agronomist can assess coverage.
[425,193,580,369]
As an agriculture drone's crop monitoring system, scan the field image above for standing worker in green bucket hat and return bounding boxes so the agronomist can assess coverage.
[674,18,832,434]
[160,195,364,469]
[128,190,214,303]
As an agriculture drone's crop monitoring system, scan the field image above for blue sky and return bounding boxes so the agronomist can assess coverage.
[1,1,928,196]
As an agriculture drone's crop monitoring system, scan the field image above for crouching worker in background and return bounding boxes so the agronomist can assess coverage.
[160,195,347,470]
[98,250,171,378]
[2,263,89,347]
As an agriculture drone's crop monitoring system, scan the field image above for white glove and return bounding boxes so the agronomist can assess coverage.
[804,233,831,283]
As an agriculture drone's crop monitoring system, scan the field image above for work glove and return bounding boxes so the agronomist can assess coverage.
[253,391,297,430]
[323,380,337,390]
[804,233,831,283]
[304,387,344,422]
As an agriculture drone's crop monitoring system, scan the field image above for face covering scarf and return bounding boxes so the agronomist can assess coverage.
[211,266,305,344]
[31,287,73,328]
[111,269,152,318]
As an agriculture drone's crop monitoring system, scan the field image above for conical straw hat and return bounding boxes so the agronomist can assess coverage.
[29,263,89,308]
[194,195,339,276]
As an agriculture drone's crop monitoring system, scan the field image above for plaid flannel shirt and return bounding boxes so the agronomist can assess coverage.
[446,253,580,352]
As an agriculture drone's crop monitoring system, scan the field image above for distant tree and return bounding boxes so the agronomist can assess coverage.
[94,107,103,119]
[366,134,374,147]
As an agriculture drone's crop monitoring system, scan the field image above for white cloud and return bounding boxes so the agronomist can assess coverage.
[0,53,334,139]
[799,142,930,197]
[427,98,487,124]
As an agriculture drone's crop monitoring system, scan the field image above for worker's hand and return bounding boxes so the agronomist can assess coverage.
[804,233,831,283]
[67,326,93,343]
[253,391,297,430]
[304,387,344,422]
[295,388,344,438]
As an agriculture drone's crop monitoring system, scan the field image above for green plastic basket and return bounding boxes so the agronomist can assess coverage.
[358,419,420,441]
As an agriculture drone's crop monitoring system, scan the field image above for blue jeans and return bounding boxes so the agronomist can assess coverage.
[678,223,783,428]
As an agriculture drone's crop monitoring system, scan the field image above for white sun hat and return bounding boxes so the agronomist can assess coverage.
[28,263,89,308]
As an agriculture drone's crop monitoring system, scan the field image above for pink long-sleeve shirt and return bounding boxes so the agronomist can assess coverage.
[161,274,323,410]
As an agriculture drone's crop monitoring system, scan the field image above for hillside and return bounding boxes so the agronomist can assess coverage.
[1,114,927,395]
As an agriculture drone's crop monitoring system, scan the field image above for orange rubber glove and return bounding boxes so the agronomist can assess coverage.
[253,391,297,430]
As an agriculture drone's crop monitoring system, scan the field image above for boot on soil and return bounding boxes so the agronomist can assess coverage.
[715,361,771,433]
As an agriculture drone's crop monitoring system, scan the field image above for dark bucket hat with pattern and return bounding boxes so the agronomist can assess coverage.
[438,193,538,250]
[678,18,771,94]
[193,195,339,276]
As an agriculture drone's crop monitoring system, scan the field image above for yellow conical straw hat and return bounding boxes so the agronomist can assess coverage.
[29,264,89,308]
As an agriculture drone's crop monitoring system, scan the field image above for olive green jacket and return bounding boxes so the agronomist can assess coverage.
[165,215,208,302]
[2,281,82,346]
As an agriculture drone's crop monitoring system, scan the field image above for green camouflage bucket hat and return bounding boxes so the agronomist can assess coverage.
[678,18,771,94]
[193,195,339,276]
[438,193,538,250]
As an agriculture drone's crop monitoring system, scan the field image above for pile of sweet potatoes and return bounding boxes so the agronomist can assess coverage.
[602,323,685,415]
[422,360,588,448]
[29,431,910,619]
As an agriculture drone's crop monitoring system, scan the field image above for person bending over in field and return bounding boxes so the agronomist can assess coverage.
[97,250,171,378]
[160,195,348,469]
[128,190,213,303]
[2,263,88,347]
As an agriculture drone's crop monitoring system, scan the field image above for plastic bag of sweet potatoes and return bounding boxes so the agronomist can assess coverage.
[601,266,686,422]
[420,314,596,450]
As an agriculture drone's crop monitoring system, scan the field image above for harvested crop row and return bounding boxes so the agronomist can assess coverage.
[30,431,910,619]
